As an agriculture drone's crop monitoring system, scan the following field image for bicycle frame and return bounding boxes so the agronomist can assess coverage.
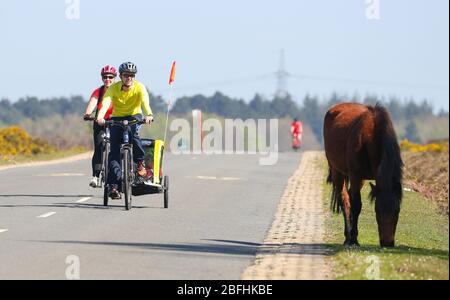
[105,117,145,210]
[119,125,134,186]
[84,116,110,189]
[101,127,110,204]
[100,126,110,150]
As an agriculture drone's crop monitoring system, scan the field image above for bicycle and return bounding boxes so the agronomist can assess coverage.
[292,132,301,151]
[104,117,148,210]
[84,116,111,206]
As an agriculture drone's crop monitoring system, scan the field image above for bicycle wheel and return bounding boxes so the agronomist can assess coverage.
[163,175,169,208]
[102,142,110,206]
[103,185,109,206]
[123,148,132,210]
[101,142,110,184]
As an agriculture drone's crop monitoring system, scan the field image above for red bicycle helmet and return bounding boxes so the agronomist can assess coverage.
[101,65,117,76]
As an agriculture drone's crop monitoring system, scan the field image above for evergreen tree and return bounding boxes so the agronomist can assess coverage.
[271,94,300,118]
[403,121,421,143]
[386,97,402,120]
[300,95,323,144]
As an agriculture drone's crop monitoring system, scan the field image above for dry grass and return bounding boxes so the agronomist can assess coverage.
[19,113,92,150]
[402,151,449,215]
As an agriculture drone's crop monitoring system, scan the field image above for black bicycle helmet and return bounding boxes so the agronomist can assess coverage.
[119,62,137,74]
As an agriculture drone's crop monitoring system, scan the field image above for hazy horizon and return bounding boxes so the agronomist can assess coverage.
[1,0,448,111]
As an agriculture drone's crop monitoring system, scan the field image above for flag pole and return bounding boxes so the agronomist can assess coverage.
[163,61,176,144]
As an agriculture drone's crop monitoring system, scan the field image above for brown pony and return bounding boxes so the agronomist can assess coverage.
[323,103,403,247]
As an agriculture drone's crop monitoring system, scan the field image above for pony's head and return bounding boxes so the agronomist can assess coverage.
[370,182,402,247]
[369,103,403,247]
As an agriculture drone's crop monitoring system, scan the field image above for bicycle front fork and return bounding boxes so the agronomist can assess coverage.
[121,145,134,183]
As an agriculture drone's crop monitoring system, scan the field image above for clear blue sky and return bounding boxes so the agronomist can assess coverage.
[1,0,449,111]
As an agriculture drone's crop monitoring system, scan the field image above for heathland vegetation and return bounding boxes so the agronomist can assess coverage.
[0,91,448,156]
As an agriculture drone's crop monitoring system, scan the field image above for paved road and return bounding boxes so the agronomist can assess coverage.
[0,152,302,279]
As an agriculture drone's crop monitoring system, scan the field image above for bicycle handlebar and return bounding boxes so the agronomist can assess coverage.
[83,116,152,126]
[104,119,146,126]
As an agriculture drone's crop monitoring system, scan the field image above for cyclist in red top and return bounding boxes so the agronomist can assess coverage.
[84,65,117,187]
[290,118,303,150]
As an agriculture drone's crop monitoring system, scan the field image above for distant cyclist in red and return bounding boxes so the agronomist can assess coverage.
[290,118,303,150]
[84,65,117,187]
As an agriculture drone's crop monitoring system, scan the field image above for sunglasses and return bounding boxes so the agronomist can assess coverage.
[102,75,115,80]
[121,73,135,78]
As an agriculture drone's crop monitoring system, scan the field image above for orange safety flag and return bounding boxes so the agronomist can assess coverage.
[168,61,176,85]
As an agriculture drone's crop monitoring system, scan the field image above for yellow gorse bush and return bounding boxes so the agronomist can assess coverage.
[0,126,55,156]
[400,139,449,153]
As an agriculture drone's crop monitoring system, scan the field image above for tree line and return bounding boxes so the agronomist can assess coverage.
[0,93,167,124]
[171,91,444,143]
[1,91,445,144]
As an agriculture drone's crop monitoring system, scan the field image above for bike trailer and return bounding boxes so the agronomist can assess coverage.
[132,138,165,196]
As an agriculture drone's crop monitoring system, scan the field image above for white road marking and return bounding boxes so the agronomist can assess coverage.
[0,229,8,234]
[36,173,85,177]
[196,176,217,180]
[221,177,243,181]
[76,197,91,203]
[190,176,245,181]
[37,212,56,218]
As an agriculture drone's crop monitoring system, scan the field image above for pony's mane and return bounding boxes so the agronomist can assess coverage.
[370,103,403,213]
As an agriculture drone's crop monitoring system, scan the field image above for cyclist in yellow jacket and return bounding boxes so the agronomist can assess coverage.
[96,62,153,199]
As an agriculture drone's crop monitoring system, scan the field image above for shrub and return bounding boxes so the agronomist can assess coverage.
[400,139,449,153]
[0,126,55,157]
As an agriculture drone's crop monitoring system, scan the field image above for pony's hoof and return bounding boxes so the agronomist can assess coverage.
[343,240,360,247]
[380,241,395,248]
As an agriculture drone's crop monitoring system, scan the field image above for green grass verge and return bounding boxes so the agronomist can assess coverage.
[318,155,449,280]
[0,147,89,166]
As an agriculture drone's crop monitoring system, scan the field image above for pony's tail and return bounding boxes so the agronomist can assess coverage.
[371,103,403,212]
[327,168,348,214]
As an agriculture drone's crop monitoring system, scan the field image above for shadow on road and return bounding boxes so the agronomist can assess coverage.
[29,239,449,259]
[27,239,329,257]
[0,202,152,210]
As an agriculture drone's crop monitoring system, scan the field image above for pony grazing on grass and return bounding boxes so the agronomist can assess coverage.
[323,103,403,247]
